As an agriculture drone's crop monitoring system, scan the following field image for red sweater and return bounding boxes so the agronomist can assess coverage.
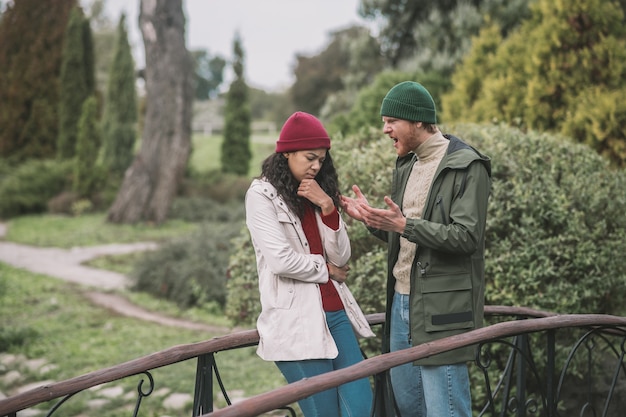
[301,203,344,311]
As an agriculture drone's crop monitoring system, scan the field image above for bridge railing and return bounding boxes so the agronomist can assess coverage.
[1,306,625,417]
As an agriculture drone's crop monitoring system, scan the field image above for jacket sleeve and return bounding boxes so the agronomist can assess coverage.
[401,161,490,254]
[367,226,389,243]
[317,212,351,267]
[245,186,328,283]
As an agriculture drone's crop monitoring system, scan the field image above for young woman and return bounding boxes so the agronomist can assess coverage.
[245,111,374,417]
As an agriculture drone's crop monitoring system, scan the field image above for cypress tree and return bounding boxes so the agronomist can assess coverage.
[57,7,93,159]
[74,96,101,197]
[0,0,76,160]
[100,13,137,176]
[221,35,251,176]
[442,0,626,164]
[83,16,96,94]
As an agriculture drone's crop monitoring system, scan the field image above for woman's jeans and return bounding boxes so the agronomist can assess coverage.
[390,291,471,417]
[276,310,372,417]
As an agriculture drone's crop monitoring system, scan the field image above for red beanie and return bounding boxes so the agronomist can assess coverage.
[275,112,331,153]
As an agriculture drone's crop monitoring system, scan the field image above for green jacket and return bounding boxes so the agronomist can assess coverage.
[372,134,492,365]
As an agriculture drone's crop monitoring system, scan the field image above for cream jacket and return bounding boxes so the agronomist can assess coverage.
[245,178,374,361]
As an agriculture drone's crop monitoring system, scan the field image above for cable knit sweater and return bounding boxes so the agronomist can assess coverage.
[393,132,449,294]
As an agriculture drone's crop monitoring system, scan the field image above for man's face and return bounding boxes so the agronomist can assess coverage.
[382,117,421,157]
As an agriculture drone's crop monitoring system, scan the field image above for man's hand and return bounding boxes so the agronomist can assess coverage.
[341,185,406,234]
[340,184,370,222]
[359,196,407,234]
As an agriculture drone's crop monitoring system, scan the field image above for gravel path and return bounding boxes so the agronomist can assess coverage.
[0,223,233,334]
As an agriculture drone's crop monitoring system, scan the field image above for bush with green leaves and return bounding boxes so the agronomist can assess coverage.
[226,123,626,328]
[462,123,626,314]
[131,222,240,309]
[169,197,244,223]
[0,159,73,218]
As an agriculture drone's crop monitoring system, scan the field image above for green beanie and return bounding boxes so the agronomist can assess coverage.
[380,81,437,124]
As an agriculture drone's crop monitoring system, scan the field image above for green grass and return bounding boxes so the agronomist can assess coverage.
[0,263,287,416]
[190,132,275,176]
[4,213,197,248]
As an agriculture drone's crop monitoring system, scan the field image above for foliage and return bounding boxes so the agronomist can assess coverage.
[225,228,263,325]
[249,87,295,128]
[100,13,137,178]
[292,26,383,116]
[0,0,76,161]
[73,96,102,197]
[359,0,530,71]
[462,124,626,314]
[562,85,626,167]
[57,7,94,159]
[0,159,73,218]
[131,222,240,309]
[221,34,252,176]
[178,169,251,204]
[443,0,626,166]
[226,123,626,328]
[169,196,245,223]
[191,48,226,100]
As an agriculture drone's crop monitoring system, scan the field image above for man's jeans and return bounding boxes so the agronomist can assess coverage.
[276,310,372,417]
[390,292,471,417]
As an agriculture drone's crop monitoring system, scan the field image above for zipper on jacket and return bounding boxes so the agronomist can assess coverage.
[416,261,429,276]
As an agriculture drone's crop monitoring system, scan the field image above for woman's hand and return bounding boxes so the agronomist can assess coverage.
[327,263,350,283]
[298,179,334,215]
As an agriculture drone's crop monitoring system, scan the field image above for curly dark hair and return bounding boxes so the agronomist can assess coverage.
[259,152,341,217]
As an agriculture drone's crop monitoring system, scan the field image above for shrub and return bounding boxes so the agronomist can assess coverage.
[131,222,240,309]
[225,228,262,325]
[169,197,244,223]
[0,159,73,218]
[180,169,251,203]
[459,123,626,314]
[47,191,80,215]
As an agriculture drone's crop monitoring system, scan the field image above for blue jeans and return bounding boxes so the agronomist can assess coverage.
[390,292,471,417]
[276,310,372,417]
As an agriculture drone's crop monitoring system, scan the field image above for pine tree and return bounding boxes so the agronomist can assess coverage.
[74,96,101,197]
[0,0,76,160]
[100,13,137,177]
[57,7,93,159]
[221,35,251,176]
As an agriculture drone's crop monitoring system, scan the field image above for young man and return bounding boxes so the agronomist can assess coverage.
[341,81,492,417]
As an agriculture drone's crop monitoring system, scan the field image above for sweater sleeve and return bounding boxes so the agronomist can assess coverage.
[320,207,340,231]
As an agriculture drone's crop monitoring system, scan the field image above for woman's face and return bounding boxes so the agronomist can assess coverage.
[283,148,328,183]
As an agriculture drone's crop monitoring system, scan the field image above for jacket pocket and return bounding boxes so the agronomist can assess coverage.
[277,212,302,247]
[422,273,474,332]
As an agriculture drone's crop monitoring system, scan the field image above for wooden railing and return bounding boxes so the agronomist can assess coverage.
[1,306,625,417]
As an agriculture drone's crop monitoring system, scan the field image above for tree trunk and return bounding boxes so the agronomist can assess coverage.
[107,0,193,224]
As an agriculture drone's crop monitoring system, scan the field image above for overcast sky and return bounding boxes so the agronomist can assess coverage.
[103,0,376,92]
